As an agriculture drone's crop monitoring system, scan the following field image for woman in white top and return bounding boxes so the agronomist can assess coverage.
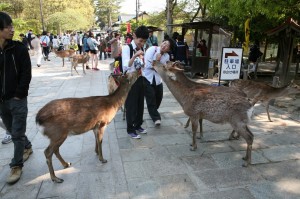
[143,38,173,126]
[31,34,43,67]
[52,35,59,49]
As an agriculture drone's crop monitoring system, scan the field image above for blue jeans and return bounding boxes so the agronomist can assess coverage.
[0,97,31,168]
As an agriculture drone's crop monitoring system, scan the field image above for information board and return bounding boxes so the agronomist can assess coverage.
[219,48,243,80]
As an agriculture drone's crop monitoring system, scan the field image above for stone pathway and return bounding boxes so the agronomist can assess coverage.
[0,52,299,199]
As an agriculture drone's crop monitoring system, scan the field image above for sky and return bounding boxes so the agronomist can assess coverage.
[119,0,166,14]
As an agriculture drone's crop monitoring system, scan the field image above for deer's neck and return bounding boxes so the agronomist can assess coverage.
[159,71,188,107]
[110,84,128,107]
[175,72,207,88]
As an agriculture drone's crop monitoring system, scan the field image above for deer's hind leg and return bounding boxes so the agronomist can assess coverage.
[44,132,68,183]
[53,134,71,169]
[238,125,254,167]
[266,101,273,122]
[82,63,86,74]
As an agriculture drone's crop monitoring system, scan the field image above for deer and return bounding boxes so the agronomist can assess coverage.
[53,49,76,67]
[230,79,300,122]
[107,74,126,120]
[70,53,89,75]
[171,62,246,140]
[153,61,254,167]
[36,71,139,183]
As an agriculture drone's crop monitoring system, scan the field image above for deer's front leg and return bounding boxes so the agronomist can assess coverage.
[190,117,198,151]
[94,124,107,163]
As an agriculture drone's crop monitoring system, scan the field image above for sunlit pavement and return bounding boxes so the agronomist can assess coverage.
[0,51,300,199]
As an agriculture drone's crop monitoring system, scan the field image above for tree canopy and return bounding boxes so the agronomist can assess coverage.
[0,0,94,36]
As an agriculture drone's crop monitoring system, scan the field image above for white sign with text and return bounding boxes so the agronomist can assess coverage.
[220,48,243,80]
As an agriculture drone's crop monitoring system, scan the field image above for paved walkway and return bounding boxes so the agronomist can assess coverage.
[0,52,300,199]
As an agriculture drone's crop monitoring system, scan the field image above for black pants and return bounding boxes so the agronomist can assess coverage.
[144,77,163,122]
[0,98,31,168]
[99,50,107,60]
[78,45,82,54]
[125,76,145,132]
[42,46,50,59]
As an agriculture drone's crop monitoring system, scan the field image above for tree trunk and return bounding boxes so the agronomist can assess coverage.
[166,0,177,36]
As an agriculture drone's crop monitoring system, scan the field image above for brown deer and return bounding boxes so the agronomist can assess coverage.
[171,62,246,139]
[108,74,126,120]
[153,61,254,167]
[70,53,89,75]
[36,71,139,183]
[53,49,76,67]
[230,79,300,122]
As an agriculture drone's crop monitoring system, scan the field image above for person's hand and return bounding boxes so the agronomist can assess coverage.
[135,50,144,57]
[156,53,162,61]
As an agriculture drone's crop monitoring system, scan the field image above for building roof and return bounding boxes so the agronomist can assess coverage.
[112,12,149,27]
[266,18,300,36]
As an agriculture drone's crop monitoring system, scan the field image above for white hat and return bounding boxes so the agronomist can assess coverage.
[31,34,36,38]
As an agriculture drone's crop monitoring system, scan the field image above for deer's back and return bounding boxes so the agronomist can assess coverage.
[183,88,252,124]
[36,96,118,134]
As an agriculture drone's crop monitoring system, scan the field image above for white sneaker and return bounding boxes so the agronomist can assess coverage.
[154,120,161,126]
[2,134,12,144]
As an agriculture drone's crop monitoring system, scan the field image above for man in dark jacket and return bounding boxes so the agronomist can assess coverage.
[0,12,32,184]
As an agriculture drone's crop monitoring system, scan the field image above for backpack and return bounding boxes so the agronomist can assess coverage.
[41,37,47,47]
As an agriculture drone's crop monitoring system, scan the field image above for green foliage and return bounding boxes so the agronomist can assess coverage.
[0,3,13,13]
[1,0,94,35]
[208,0,300,42]
[12,18,31,40]
[95,0,122,29]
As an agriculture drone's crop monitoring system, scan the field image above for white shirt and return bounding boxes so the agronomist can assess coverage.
[143,46,170,85]
[122,41,143,73]
[52,38,59,48]
[62,35,70,45]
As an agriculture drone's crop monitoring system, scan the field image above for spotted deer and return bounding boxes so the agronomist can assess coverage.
[230,79,300,122]
[153,61,254,167]
[36,71,139,183]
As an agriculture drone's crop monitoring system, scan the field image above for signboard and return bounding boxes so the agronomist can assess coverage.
[219,47,243,80]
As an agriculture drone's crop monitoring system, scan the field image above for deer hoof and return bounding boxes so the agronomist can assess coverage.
[242,162,250,167]
[190,146,197,151]
[196,135,203,139]
[52,177,64,183]
[100,159,107,163]
[63,162,71,168]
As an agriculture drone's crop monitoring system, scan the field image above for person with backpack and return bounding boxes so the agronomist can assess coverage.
[40,31,50,61]
[122,25,149,139]
[87,32,100,70]
[82,32,90,69]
